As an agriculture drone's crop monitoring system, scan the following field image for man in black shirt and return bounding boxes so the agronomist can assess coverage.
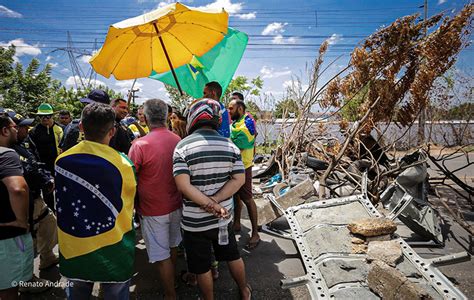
[0,113,33,299]
[109,98,135,154]
[8,111,59,271]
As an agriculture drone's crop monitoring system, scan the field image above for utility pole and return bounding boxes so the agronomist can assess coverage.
[128,88,140,106]
[418,0,428,145]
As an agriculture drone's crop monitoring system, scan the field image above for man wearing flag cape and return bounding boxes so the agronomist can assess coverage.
[55,103,136,299]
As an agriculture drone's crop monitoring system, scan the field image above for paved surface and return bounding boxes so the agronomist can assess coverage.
[21,151,472,299]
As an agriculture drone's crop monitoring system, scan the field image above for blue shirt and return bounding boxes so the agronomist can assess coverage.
[218,102,230,138]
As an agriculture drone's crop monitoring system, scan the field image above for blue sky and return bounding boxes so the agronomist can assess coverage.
[0,0,472,107]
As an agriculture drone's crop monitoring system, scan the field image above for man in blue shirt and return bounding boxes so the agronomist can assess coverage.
[203,81,230,138]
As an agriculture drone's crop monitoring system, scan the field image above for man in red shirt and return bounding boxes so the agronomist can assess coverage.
[128,99,182,300]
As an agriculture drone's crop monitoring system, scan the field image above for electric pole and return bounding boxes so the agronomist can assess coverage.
[418,0,428,145]
[128,88,140,106]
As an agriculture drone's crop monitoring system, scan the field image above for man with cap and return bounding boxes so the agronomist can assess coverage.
[29,103,63,211]
[4,109,56,293]
[173,99,251,300]
[60,89,110,152]
[8,111,58,267]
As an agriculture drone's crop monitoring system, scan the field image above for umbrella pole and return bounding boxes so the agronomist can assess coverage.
[153,23,184,96]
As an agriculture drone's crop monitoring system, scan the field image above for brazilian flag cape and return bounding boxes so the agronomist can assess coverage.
[230,113,256,169]
[55,140,136,282]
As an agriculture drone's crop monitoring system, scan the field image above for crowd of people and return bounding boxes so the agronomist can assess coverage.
[0,81,259,300]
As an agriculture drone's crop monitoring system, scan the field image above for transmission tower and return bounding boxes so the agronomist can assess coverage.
[50,31,97,90]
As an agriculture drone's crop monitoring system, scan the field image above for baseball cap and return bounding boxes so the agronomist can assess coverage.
[80,89,110,104]
[4,109,34,126]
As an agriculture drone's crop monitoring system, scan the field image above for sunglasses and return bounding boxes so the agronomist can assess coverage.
[40,115,52,119]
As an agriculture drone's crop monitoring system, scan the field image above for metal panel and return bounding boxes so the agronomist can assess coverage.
[280,194,467,299]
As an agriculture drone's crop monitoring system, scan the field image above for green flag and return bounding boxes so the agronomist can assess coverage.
[150,27,248,99]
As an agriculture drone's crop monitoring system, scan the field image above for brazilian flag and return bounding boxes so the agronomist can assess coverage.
[55,140,136,282]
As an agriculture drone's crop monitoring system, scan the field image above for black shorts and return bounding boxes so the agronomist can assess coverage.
[183,224,240,274]
[236,167,253,200]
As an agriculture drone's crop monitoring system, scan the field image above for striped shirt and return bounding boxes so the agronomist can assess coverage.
[173,128,244,232]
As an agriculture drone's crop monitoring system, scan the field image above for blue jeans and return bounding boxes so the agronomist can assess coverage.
[66,279,130,300]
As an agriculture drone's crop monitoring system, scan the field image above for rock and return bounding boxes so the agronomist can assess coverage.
[347,218,397,237]
[352,244,368,254]
[367,241,402,267]
[366,234,391,242]
[368,260,432,300]
[351,236,365,244]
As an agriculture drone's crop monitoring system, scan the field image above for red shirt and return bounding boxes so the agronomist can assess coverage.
[128,128,182,216]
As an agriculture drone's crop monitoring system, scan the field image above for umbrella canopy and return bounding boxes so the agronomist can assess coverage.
[149,27,248,99]
[90,2,228,81]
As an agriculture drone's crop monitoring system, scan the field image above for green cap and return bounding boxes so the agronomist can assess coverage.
[36,103,54,115]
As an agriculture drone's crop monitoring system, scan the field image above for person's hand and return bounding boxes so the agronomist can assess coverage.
[203,201,229,219]
[209,195,219,203]
[44,180,55,194]
[0,219,28,230]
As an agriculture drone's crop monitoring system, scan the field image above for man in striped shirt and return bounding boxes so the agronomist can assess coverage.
[173,99,251,300]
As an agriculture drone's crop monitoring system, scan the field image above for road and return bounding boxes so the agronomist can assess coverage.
[22,152,473,299]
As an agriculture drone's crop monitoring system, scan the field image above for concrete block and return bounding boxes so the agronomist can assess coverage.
[367,241,402,267]
[255,178,315,225]
[368,260,432,300]
[347,218,397,237]
[276,178,315,209]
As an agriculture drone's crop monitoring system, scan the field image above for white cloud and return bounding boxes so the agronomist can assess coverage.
[61,68,69,73]
[199,0,243,14]
[327,33,343,45]
[48,62,58,68]
[115,80,144,96]
[0,5,22,18]
[260,66,291,79]
[115,80,144,89]
[261,22,296,44]
[262,22,287,35]
[65,76,106,89]
[237,12,256,20]
[272,35,297,44]
[0,39,41,62]
[438,0,447,4]
[80,55,92,64]
[45,55,53,62]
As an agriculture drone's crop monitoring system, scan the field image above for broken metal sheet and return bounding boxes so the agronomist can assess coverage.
[281,194,467,299]
[381,160,444,244]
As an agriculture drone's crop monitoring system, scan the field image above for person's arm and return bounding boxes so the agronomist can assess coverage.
[209,172,245,203]
[132,121,147,137]
[210,147,246,203]
[0,176,29,229]
[175,174,229,218]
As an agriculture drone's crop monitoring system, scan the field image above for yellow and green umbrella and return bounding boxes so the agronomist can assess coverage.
[90,2,228,94]
[149,27,248,99]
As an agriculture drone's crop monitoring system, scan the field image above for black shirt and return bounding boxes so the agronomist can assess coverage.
[29,123,60,172]
[109,119,134,154]
[60,119,82,152]
[13,137,53,200]
[0,147,27,240]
